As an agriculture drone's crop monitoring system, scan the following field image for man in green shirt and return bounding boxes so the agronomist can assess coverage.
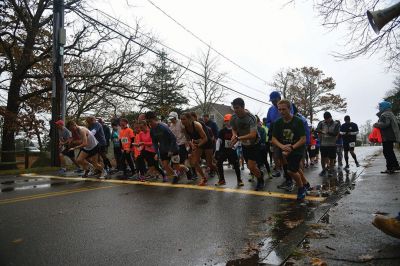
[272,100,310,201]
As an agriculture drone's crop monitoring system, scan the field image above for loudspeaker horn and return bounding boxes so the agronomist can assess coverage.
[367,2,400,34]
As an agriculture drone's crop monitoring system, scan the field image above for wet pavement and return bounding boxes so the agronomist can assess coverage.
[0,146,383,265]
[283,148,400,266]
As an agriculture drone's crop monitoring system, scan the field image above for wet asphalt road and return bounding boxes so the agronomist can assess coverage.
[0,147,381,266]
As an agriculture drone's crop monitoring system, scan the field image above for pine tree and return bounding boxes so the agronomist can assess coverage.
[140,51,188,119]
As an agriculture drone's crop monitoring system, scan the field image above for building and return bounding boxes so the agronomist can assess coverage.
[185,103,233,128]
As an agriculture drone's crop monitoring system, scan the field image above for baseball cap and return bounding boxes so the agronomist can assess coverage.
[223,114,232,122]
[55,120,64,126]
[269,91,281,101]
[168,111,179,121]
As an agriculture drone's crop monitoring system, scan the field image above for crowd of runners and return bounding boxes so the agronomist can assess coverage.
[55,91,371,201]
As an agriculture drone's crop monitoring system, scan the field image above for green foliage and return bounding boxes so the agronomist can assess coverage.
[140,51,188,120]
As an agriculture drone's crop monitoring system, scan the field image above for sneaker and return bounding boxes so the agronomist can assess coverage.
[304,182,311,191]
[198,178,207,186]
[285,182,295,192]
[255,173,265,191]
[172,175,179,184]
[81,169,90,178]
[255,179,265,191]
[237,180,244,187]
[372,214,400,239]
[355,162,360,167]
[74,168,83,173]
[297,187,306,201]
[58,168,67,174]
[268,172,273,179]
[271,171,281,178]
[162,176,168,183]
[319,170,327,177]
[241,166,245,170]
[328,170,334,177]
[248,174,255,182]
[381,169,395,174]
[215,180,226,186]
[344,164,350,169]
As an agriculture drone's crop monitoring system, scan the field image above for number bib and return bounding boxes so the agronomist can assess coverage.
[311,145,316,150]
[349,142,356,148]
[171,154,180,164]
[121,137,128,144]
[224,140,232,148]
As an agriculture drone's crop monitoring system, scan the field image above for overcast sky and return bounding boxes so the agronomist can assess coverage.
[94,0,396,126]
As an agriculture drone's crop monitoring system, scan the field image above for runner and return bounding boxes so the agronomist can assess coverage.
[55,120,81,173]
[265,91,294,180]
[110,121,123,173]
[340,115,360,168]
[66,121,104,178]
[118,118,137,179]
[135,120,166,181]
[316,112,340,177]
[190,112,219,179]
[181,112,213,186]
[255,115,272,178]
[132,121,148,179]
[230,98,265,191]
[168,111,194,180]
[86,116,112,174]
[145,111,188,184]
[271,100,311,201]
[214,114,244,187]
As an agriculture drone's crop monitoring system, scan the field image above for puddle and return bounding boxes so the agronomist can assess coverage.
[0,178,48,186]
[0,181,71,193]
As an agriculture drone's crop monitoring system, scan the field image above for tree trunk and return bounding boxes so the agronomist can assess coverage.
[1,80,21,169]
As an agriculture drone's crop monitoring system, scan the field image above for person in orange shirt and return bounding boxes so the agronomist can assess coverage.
[134,120,167,181]
[132,121,147,179]
[118,118,136,179]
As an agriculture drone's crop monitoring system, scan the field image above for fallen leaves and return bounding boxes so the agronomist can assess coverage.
[311,257,327,266]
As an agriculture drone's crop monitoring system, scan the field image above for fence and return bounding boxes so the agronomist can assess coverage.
[0,149,45,170]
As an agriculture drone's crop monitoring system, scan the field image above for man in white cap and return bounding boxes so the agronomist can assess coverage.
[168,111,194,180]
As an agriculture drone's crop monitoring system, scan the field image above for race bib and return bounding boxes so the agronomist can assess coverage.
[349,142,356,147]
[311,145,316,150]
[225,140,232,148]
[171,154,180,164]
[121,137,128,144]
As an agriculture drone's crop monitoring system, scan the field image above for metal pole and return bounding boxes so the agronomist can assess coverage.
[50,0,65,167]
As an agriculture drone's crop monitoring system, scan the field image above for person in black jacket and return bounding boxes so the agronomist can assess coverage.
[340,115,360,169]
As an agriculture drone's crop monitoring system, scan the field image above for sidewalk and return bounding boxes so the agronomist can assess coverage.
[284,149,400,265]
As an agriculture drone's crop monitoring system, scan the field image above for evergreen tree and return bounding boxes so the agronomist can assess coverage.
[141,51,188,120]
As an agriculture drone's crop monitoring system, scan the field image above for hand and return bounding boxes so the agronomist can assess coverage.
[69,147,75,152]
[154,154,158,160]
[282,144,292,153]
[231,136,238,146]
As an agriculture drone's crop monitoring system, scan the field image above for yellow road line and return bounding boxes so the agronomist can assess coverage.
[20,174,326,202]
[0,185,117,205]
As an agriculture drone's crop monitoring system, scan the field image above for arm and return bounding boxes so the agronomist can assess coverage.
[70,129,88,150]
[194,122,208,147]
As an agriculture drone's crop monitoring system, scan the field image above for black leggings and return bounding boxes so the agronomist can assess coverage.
[382,141,400,170]
[121,151,135,173]
[216,149,241,182]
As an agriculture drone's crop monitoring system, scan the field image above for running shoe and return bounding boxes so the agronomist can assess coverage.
[267,172,273,179]
[328,170,334,178]
[198,178,207,186]
[304,182,311,191]
[344,164,350,169]
[58,168,67,175]
[248,174,255,182]
[162,176,168,183]
[241,166,245,170]
[255,179,265,191]
[356,162,360,167]
[271,170,281,178]
[74,168,84,173]
[81,169,90,178]
[237,180,244,187]
[172,175,180,184]
[381,169,395,174]
[297,187,306,201]
[215,180,226,186]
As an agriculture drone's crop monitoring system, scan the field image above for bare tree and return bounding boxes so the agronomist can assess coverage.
[0,0,154,168]
[188,46,226,115]
[270,68,297,99]
[286,0,400,69]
